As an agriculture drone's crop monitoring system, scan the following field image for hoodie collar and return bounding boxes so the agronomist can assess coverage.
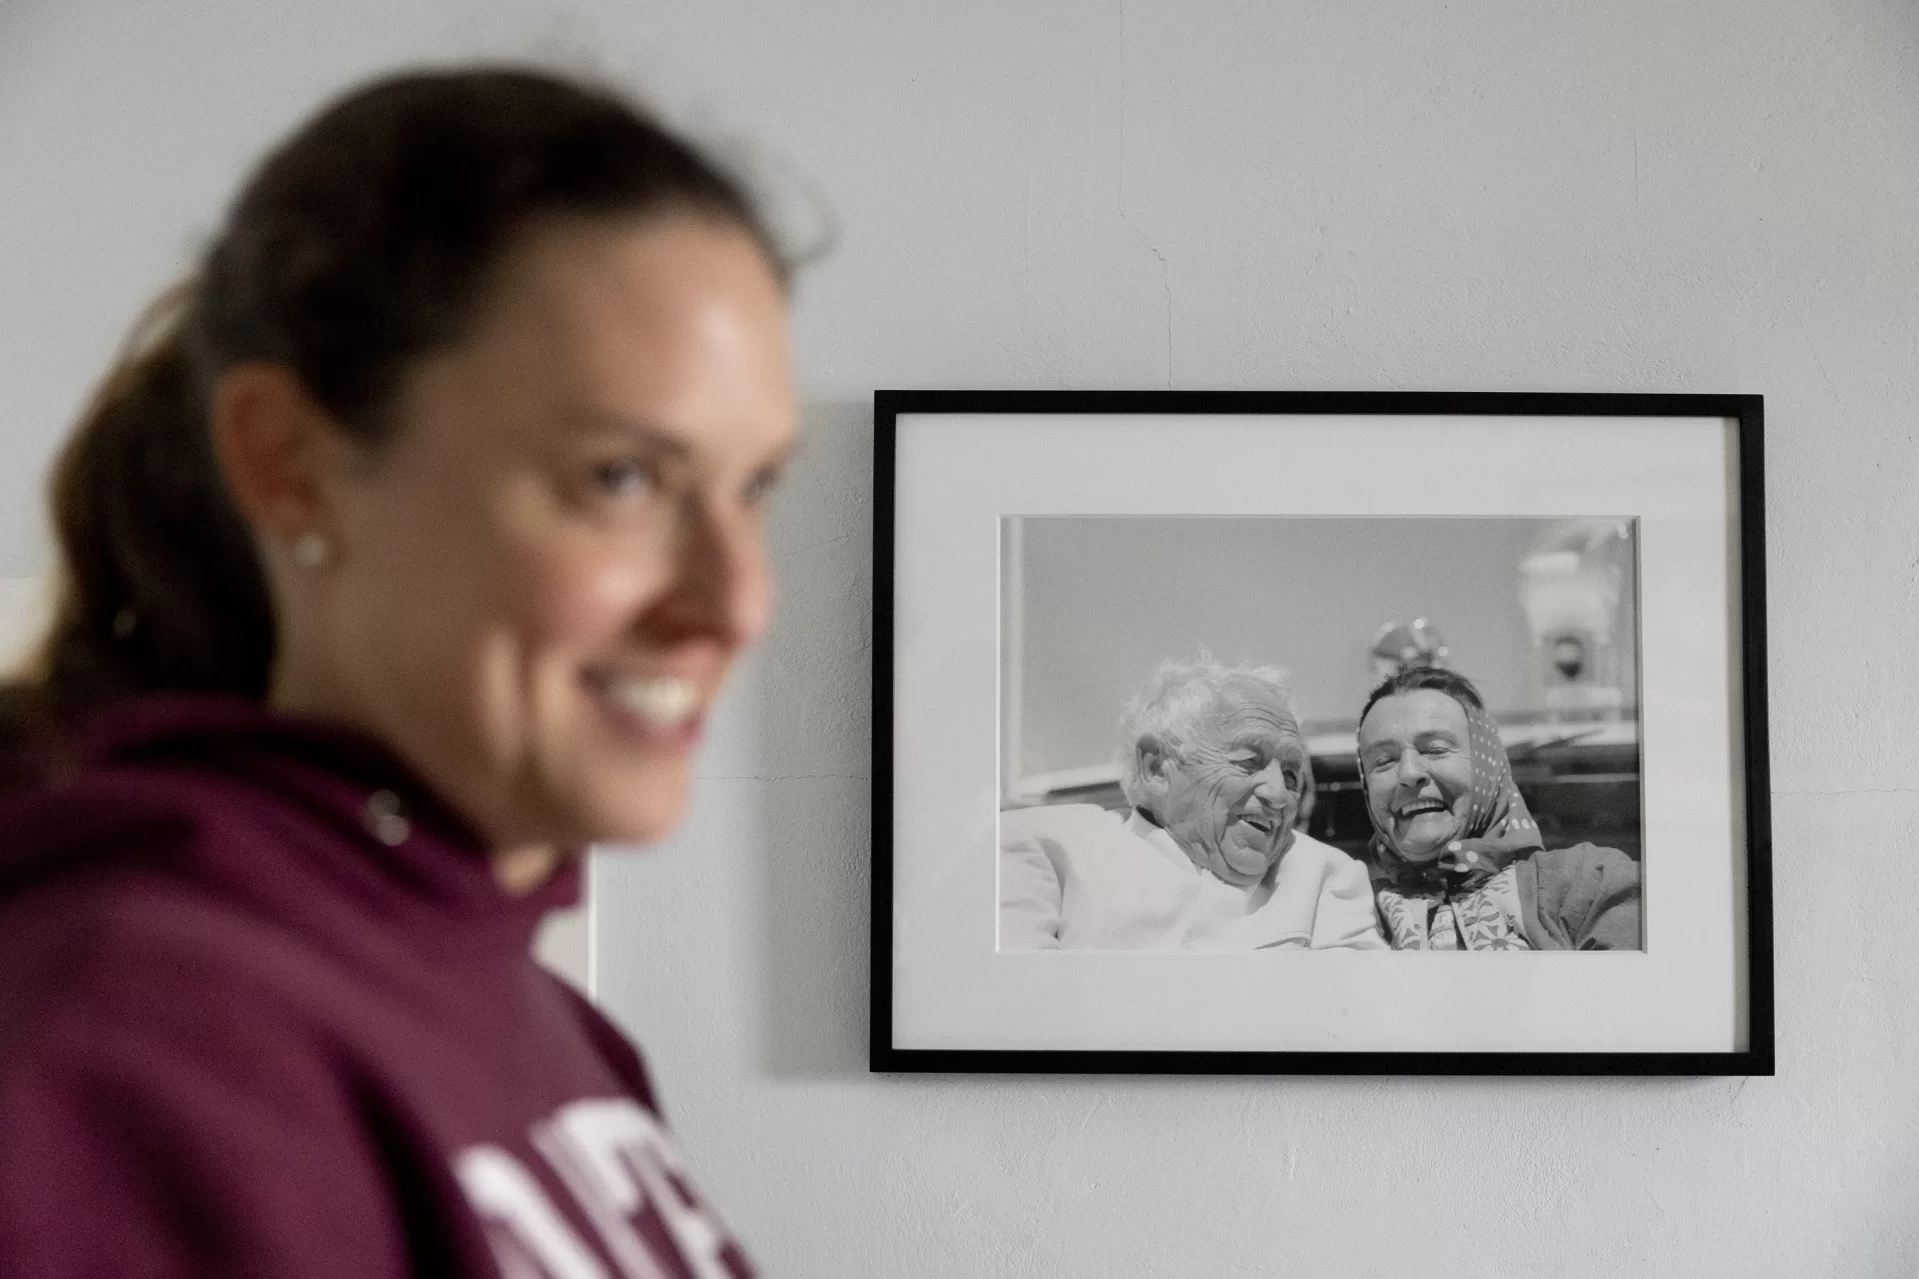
[66,694,581,945]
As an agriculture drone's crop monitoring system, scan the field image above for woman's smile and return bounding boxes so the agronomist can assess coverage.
[1392,799,1459,850]
[1357,688,1481,862]
[582,669,708,748]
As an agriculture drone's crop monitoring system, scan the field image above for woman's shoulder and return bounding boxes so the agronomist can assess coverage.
[0,783,326,1030]
[1521,842,1640,910]
[1526,842,1640,884]
[1517,842,1642,951]
[0,851,413,1274]
[0,764,376,1047]
[0,763,284,934]
[1,754,271,856]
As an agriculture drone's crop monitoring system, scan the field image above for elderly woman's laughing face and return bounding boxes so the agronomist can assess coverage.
[1356,688,1477,863]
[1134,679,1308,887]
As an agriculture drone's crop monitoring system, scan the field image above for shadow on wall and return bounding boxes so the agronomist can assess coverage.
[753,402,873,1078]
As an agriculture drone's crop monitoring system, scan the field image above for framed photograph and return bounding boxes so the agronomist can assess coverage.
[871,391,1771,1075]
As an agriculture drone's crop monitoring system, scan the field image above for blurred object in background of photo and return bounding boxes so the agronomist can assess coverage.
[1367,617,1450,683]
[1519,519,1635,723]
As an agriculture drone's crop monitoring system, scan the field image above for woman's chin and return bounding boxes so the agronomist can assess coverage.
[1392,816,1459,862]
[565,764,690,848]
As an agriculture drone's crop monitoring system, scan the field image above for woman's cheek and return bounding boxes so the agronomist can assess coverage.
[527,546,669,647]
[1363,775,1394,826]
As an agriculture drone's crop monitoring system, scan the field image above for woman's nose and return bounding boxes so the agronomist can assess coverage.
[1393,747,1432,788]
[655,495,774,648]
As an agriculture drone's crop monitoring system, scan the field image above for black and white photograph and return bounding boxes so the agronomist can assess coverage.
[998,515,1643,954]
[875,391,1770,1072]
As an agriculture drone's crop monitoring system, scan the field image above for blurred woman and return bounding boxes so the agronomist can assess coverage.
[0,69,793,1276]
[1354,667,1640,951]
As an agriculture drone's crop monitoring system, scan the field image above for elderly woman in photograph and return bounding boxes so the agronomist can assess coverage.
[1356,666,1641,950]
[1000,658,1385,950]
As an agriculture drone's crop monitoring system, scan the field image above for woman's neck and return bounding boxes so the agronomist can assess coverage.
[492,842,567,896]
[271,663,566,899]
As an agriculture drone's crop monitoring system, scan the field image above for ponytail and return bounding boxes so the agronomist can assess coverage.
[0,286,273,779]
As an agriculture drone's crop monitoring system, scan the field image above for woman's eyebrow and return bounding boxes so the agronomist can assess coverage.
[561,409,691,459]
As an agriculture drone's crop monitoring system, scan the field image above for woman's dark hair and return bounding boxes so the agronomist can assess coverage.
[0,68,784,780]
[1358,665,1486,727]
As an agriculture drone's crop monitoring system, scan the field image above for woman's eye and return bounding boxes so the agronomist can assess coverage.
[591,459,655,498]
[742,466,782,507]
[1233,756,1263,773]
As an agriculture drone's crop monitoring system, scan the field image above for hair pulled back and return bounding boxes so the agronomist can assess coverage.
[2,68,782,778]
[1358,664,1486,728]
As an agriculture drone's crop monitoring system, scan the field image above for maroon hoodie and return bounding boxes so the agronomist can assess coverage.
[0,696,754,1278]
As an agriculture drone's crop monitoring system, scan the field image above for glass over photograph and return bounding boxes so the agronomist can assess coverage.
[998,515,1644,954]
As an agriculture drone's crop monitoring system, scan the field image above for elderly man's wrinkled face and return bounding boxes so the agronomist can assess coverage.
[1140,683,1309,887]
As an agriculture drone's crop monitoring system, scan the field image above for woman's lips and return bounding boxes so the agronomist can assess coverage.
[605,675,699,723]
[1393,799,1449,820]
[586,672,705,745]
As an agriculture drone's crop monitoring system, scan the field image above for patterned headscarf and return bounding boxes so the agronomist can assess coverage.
[1362,693,1543,896]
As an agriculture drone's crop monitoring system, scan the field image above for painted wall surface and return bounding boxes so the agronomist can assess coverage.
[4,1,1917,1274]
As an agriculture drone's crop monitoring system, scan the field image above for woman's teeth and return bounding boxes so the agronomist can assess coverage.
[603,676,700,727]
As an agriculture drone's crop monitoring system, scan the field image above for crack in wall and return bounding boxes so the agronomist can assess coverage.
[705,773,867,781]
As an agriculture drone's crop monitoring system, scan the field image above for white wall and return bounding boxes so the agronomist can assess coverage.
[5,1,1917,1273]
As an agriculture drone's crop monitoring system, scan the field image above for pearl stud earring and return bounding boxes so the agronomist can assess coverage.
[291,532,330,568]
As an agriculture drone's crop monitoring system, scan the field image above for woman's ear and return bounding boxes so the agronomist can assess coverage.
[207,363,348,554]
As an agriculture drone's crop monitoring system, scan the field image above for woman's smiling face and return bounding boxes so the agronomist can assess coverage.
[282,215,795,857]
[1356,688,1477,862]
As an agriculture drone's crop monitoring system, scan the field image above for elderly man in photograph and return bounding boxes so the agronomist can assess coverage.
[1000,659,1386,950]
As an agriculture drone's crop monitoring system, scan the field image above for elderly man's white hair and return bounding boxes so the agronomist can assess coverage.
[1115,655,1300,807]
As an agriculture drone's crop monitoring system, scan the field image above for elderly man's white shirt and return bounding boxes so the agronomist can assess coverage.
[1000,804,1386,950]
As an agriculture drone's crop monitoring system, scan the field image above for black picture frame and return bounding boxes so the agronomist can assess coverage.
[871,390,1772,1077]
